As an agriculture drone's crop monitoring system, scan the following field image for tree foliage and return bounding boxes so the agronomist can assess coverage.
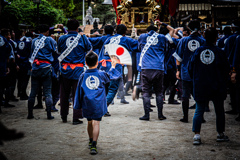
[0,0,67,30]
[48,0,75,17]
[91,0,116,24]
[0,0,116,30]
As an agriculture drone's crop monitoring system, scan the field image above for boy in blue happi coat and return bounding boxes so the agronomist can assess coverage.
[74,51,121,155]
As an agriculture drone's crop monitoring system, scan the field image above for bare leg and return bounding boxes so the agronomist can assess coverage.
[87,121,93,139]
[92,120,100,142]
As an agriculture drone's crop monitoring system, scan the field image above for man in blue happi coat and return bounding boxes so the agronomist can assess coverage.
[229,21,240,121]
[58,19,92,124]
[15,31,32,100]
[138,25,168,121]
[173,19,205,123]
[0,30,12,113]
[98,24,138,116]
[224,19,240,115]
[189,28,230,145]
[217,27,231,50]
[27,24,57,120]
[88,25,114,55]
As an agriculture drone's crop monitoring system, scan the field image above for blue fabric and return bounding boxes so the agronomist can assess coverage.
[188,44,230,101]
[74,68,121,119]
[136,52,141,72]
[28,67,53,110]
[8,39,17,57]
[89,34,112,55]
[138,30,167,71]
[51,50,59,79]
[106,78,120,104]
[193,99,225,133]
[224,32,239,60]
[98,34,138,76]
[174,34,205,81]
[31,34,57,70]
[165,38,179,72]
[58,31,92,80]
[182,80,192,99]
[0,35,11,77]
[15,39,32,71]
[231,35,240,68]
[217,35,230,49]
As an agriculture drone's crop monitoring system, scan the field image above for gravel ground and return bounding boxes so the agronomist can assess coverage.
[1,93,240,160]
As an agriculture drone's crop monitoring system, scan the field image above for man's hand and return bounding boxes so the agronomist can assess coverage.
[231,72,237,84]
[6,68,10,75]
[176,71,181,80]
[16,66,20,72]
[155,20,162,25]
[111,57,118,69]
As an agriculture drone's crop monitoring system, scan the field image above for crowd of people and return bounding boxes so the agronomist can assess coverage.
[0,18,239,154]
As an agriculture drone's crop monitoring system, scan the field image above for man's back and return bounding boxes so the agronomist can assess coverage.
[189,44,230,101]
[0,35,11,77]
[174,34,205,81]
[138,30,167,71]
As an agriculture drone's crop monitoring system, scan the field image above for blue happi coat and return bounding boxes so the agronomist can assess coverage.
[98,34,138,77]
[138,30,168,71]
[217,34,230,49]
[188,44,230,101]
[164,37,179,72]
[0,34,11,77]
[173,34,205,81]
[231,35,240,70]
[89,34,112,55]
[225,32,240,64]
[16,38,32,71]
[58,31,92,80]
[31,34,57,70]
[9,39,17,57]
[74,68,121,119]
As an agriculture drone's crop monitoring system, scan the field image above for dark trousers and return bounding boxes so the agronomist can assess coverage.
[141,69,164,117]
[181,80,193,119]
[28,67,52,115]
[17,69,30,98]
[132,52,139,86]
[163,68,177,102]
[4,75,11,104]
[235,82,240,113]
[193,98,225,133]
[60,76,82,119]
[8,62,17,98]
[229,82,237,111]
[0,77,6,113]
[52,77,60,107]
[106,79,120,105]
[177,80,182,99]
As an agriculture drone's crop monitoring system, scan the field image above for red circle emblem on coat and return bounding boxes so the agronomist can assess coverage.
[116,47,124,56]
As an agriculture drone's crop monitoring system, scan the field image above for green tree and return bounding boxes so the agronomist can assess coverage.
[48,0,75,17]
[91,0,116,24]
[0,0,67,30]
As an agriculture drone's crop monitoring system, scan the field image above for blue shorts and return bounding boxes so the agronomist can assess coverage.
[87,117,102,121]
